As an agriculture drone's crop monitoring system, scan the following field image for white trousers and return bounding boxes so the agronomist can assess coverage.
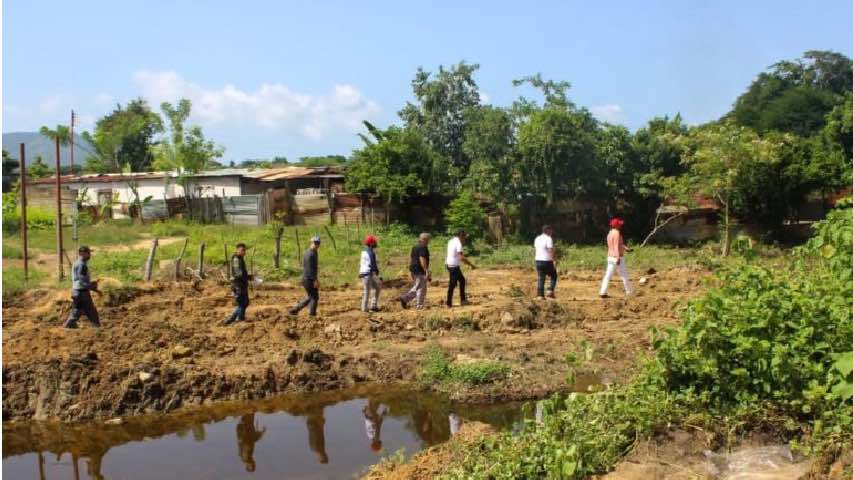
[599,256,632,295]
[361,273,381,311]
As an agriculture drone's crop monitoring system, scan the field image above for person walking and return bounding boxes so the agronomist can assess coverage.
[445,230,476,308]
[400,233,431,309]
[290,236,321,317]
[359,235,382,312]
[534,225,557,299]
[63,245,101,329]
[599,217,633,298]
[224,243,252,325]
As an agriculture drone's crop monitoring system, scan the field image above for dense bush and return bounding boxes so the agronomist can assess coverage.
[444,190,487,240]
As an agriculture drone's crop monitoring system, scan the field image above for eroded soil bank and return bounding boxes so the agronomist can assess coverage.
[2,267,705,422]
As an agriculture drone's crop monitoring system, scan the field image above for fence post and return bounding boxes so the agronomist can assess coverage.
[198,242,206,278]
[344,216,350,253]
[144,238,159,281]
[293,226,302,262]
[273,225,284,268]
[54,137,64,280]
[323,225,337,253]
[174,238,189,280]
[19,143,28,284]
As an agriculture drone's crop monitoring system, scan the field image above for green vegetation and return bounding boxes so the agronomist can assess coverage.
[444,190,486,240]
[444,201,853,479]
[420,347,511,386]
[2,266,46,298]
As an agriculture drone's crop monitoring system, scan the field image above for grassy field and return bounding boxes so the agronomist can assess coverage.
[2,218,753,295]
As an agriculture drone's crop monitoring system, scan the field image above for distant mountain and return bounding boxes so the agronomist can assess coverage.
[2,131,97,166]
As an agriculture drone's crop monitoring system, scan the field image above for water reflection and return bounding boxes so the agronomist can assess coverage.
[3,386,526,479]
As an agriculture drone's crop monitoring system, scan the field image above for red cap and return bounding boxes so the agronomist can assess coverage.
[364,235,378,247]
[610,217,624,229]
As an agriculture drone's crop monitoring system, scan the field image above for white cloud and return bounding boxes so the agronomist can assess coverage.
[480,91,491,104]
[131,71,382,140]
[590,104,625,124]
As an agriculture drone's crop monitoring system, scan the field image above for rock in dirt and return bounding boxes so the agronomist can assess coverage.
[284,328,299,340]
[323,323,341,335]
[500,311,514,326]
[171,345,193,359]
[138,372,154,382]
[302,349,329,365]
[639,276,649,286]
[286,349,301,365]
[104,418,123,425]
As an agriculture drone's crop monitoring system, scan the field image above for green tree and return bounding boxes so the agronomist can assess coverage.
[444,190,487,241]
[730,50,853,136]
[516,107,600,206]
[27,156,53,178]
[87,98,164,172]
[399,61,481,191]
[668,122,782,255]
[39,124,71,146]
[462,105,517,209]
[346,122,433,223]
[153,99,224,198]
[295,155,346,166]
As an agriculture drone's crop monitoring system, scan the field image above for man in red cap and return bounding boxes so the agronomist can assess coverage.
[599,217,633,298]
[359,234,381,312]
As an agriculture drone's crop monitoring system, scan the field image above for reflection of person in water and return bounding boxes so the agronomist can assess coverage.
[236,413,266,472]
[306,407,329,464]
[449,413,462,436]
[363,398,388,452]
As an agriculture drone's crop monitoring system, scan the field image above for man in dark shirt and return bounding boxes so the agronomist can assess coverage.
[224,243,252,325]
[399,233,431,309]
[289,236,321,317]
[64,245,101,328]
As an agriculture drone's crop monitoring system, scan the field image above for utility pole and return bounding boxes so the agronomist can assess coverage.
[19,143,29,283]
[55,137,64,280]
[70,110,76,173]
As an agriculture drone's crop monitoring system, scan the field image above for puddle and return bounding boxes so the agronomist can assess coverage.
[2,386,526,480]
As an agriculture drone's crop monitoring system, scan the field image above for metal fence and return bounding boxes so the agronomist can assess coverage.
[141,195,269,225]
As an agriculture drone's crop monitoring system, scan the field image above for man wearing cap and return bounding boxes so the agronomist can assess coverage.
[290,236,321,317]
[599,217,633,298]
[400,233,431,309]
[445,230,476,308]
[224,243,253,325]
[63,245,101,328]
[359,234,381,312]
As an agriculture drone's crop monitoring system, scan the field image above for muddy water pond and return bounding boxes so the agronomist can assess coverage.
[3,386,529,479]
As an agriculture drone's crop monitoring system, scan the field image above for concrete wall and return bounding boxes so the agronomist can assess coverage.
[184,176,242,198]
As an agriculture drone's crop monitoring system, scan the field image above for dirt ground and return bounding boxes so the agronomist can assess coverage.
[2,265,707,422]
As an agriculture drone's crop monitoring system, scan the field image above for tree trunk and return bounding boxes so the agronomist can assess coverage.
[722,200,732,257]
[174,238,189,280]
[273,226,283,268]
[197,242,206,278]
[144,238,159,281]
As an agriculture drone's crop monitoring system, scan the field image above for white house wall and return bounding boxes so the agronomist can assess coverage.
[184,176,242,198]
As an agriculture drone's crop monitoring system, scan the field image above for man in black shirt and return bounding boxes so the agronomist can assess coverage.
[399,233,431,309]
[224,243,252,325]
[289,235,321,317]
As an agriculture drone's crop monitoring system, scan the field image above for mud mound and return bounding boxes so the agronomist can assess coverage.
[3,267,706,422]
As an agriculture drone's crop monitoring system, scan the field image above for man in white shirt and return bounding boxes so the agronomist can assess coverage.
[534,225,557,299]
[445,230,476,307]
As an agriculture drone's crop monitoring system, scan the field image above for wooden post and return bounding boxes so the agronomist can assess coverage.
[143,238,159,281]
[273,225,284,268]
[344,216,350,253]
[223,242,229,270]
[197,242,206,278]
[19,143,28,283]
[54,137,64,280]
[323,225,337,253]
[174,238,189,280]
[293,226,302,261]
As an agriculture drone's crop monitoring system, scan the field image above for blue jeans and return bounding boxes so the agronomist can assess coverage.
[227,287,249,323]
[536,260,557,297]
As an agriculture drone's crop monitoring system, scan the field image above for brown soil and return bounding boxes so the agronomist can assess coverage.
[2,266,706,422]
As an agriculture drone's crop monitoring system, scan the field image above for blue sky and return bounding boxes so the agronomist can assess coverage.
[3,0,852,163]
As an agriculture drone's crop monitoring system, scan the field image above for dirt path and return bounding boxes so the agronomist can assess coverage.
[2,265,707,422]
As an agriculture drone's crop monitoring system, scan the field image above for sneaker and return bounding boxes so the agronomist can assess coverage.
[599,294,609,299]
[546,291,556,299]
[223,317,236,326]
[288,308,299,316]
[399,296,408,309]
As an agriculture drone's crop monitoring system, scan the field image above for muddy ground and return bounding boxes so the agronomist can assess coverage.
[2,265,706,423]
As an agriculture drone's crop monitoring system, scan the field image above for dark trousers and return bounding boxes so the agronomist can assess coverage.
[293,281,319,315]
[64,290,100,328]
[227,287,249,323]
[536,260,557,297]
[446,266,466,306]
